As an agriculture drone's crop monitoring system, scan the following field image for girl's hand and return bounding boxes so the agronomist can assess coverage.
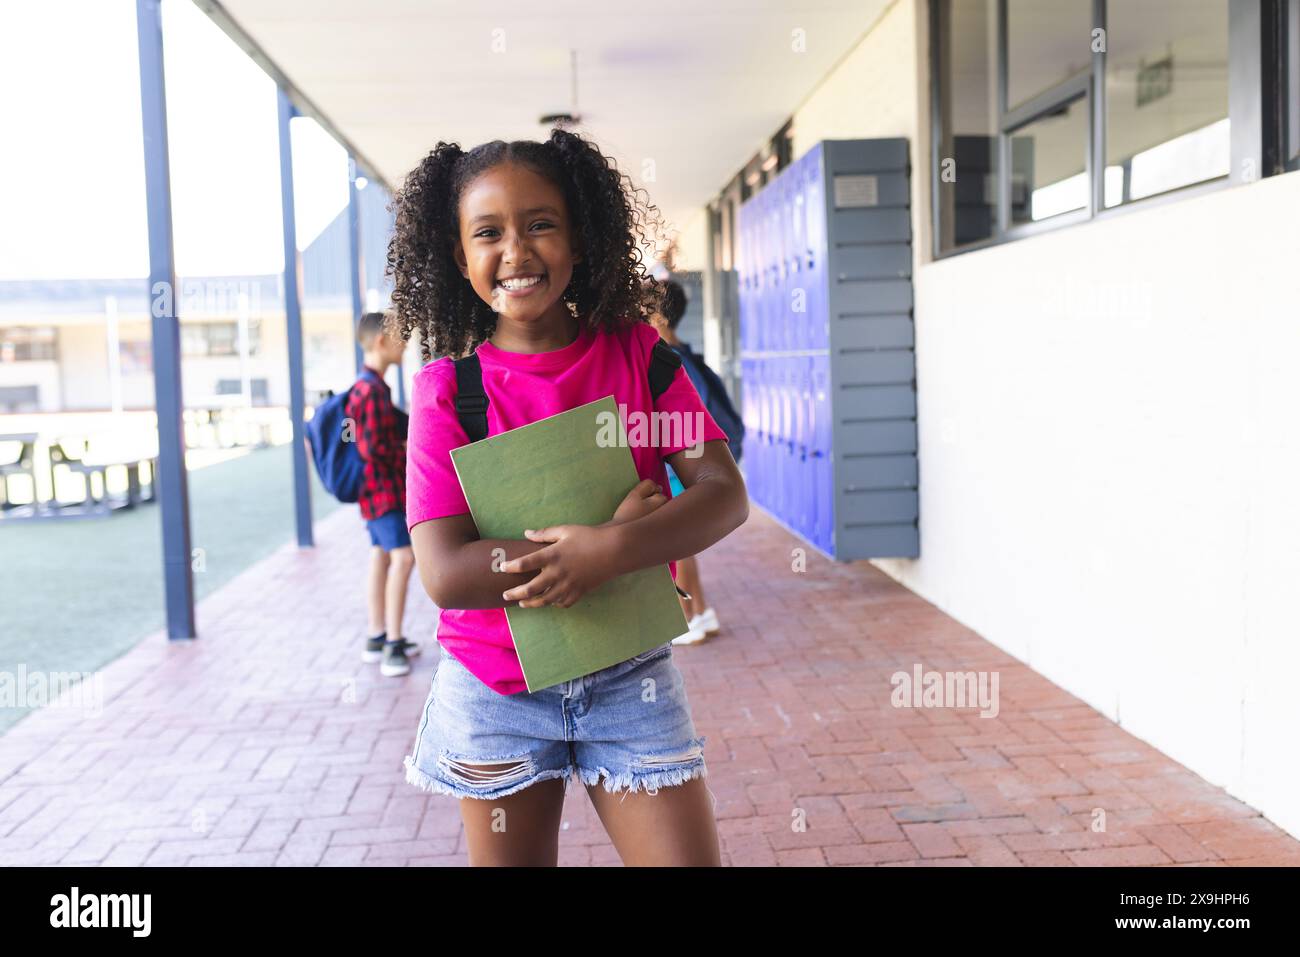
[499,523,621,609]
[608,478,668,526]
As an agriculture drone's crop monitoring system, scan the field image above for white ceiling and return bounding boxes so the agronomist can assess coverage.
[208,0,893,240]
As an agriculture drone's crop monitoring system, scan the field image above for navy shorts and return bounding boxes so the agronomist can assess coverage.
[366,509,411,551]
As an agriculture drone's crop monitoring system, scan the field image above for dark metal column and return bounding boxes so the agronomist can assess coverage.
[347,157,365,375]
[277,89,314,547]
[135,0,195,639]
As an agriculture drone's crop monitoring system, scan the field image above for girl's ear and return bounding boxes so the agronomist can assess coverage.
[452,240,468,277]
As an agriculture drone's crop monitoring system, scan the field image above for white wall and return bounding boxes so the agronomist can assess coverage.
[780,0,1300,837]
[0,360,60,411]
[57,323,111,410]
[881,170,1300,838]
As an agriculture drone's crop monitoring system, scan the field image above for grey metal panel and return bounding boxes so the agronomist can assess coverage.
[824,139,910,171]
[834,351,915,384]
[840,453,919,490]
[835,315,914,350]
[837,524,920,559]
[823,136,920,560]
[833,244,912,281]
[835,384,916,419]
[840,489,919,524]
[838,420,918,455]
[838,280,913,315]
[836,207,913,243]
[827,171,911,208]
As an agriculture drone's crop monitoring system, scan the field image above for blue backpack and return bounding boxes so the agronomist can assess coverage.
[674,344,744,464]
[305,371,374,503]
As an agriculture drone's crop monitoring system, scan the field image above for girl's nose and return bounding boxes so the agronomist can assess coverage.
[503,232,532,261]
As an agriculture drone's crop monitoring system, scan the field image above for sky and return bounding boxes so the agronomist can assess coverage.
[0,0,351,281]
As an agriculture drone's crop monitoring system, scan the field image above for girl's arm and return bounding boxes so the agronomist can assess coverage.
[411,514,548,610]
[605,439,748,574]
[412,479,669,610]
[500,439,748,608]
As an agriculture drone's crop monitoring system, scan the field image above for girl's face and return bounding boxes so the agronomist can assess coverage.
[453,162,582,332]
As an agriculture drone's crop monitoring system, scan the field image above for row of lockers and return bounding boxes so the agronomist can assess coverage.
[737,138,920,560]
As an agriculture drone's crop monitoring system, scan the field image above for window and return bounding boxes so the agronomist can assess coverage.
[1104,0,1230,207]
[1007,0,1093,109]
[180,320,262,358]
[932,0,1247,256]
[0,326,57,362]
[1288,0,1300,169]
[1011,95,1089,222]
[119,340,153,375]
[933,0,999,248]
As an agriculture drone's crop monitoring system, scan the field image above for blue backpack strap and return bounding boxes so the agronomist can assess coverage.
[453,353,489,443]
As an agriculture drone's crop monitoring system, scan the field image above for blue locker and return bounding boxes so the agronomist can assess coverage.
[790,156,809,351]
[779,174,795,353]
[804,150,828,351]
[811,354,832,552]
[762,192,776,353]
[795,356,813,537]
[735,138,918,560]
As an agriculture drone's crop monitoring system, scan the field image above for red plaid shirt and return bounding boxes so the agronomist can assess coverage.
[345,367,408,521]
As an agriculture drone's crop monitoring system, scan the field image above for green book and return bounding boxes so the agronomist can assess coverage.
[449,395,688,692]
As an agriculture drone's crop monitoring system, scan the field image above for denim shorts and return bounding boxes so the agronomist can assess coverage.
[402,642,709,802]
[366,509,411,551]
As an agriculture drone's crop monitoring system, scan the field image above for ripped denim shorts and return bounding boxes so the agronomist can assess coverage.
[402,642,708,802]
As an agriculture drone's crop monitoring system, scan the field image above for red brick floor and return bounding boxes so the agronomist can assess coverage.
[3,506,1298,867]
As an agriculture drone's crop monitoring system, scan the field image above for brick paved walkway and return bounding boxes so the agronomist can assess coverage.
[3,505,1298,866]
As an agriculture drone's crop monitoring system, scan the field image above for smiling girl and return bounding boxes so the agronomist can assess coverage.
[388,128,748,866]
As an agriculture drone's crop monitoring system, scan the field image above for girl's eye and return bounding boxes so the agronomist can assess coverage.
[474,221,554,239]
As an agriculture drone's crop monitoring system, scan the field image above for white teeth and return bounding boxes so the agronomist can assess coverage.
[498,275,543,290]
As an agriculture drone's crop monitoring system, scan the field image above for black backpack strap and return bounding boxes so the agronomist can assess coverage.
[453,353,489,443]
[649,339,682,400]
[453,337,679,444]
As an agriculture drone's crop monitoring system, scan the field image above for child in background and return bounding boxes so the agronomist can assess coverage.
[648,279,743,645]
[388,129,748,866]
[348,311,420,677]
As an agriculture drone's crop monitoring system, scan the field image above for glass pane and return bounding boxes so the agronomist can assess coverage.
[936,0,999,251]
[1010,96,1089,224]
[1007,0,1094,109]
[1104,0,1229,206]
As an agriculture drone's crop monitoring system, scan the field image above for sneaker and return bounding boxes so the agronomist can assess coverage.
[361,634,386,664]
[380,641,411,677]
[672,623,710,646]
[689,607,721,636]
[362,635,421,664]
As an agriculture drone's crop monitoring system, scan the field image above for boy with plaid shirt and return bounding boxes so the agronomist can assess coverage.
[347,312,421,677]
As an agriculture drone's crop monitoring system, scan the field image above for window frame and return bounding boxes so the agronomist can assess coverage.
[1287,0,1300,169]
[930,0,1278,260]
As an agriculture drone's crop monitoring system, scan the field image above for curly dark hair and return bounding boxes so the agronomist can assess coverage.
[385,127,672,363]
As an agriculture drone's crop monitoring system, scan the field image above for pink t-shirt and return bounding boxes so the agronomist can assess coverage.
[405,319,728,695]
